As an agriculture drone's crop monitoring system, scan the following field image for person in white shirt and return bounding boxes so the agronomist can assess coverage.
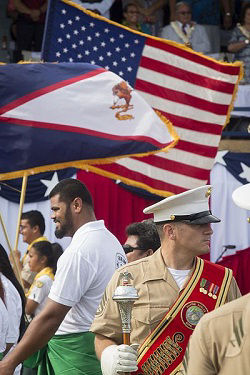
[0,281,8,359]
[0,178,127,375]
[161,2,211,54]
[0,244,26,375]
[72,0,115,19]
[25,241,63,318]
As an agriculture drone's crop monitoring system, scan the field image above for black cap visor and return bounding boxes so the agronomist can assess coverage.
[189,213,220,224]
[157,210,221,225]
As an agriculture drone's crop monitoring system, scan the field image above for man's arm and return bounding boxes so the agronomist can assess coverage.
[13,0,32,15]
[220,0,233,30]
[0,298,70,375]
[25,299,39,316]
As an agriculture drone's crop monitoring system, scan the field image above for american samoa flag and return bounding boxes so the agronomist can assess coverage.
[0,62,177,181]
[43,0,242,197]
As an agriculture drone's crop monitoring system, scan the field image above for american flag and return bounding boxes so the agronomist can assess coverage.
[43,0,243,197]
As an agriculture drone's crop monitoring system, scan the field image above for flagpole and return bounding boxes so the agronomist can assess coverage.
[13,174,28,289]
[14,174,28,251]
[0,213,13,254]
[0,212,24,288]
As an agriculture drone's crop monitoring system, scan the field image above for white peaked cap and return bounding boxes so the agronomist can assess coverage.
[232,183,250,210]
[143,185,220,224]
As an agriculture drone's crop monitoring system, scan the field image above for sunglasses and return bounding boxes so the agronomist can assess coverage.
[122,244,144,254]
[178,11,191,15]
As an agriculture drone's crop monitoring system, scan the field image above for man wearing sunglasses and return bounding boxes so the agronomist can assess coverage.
[123,220,161,263]
[161,1,211,54]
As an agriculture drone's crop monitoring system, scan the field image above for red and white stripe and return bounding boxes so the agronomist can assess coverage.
[92,37,242,196]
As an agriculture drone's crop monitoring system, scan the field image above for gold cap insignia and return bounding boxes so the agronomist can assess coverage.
[247,217,250,223]
[205,187,212,198]
[170,215,175,221]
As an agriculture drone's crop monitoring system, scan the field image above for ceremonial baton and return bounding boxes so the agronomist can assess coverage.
[113,271,139,346]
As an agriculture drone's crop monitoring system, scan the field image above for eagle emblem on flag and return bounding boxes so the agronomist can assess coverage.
[110,81,134,121]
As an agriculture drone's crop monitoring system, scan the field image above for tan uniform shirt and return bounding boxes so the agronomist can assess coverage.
[91,249,241,347]
[180,293,250,375]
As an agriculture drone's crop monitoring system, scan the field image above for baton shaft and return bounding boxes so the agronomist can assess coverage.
[123,332,130,346]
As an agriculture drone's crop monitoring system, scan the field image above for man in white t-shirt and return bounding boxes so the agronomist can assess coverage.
[0,178,126,375]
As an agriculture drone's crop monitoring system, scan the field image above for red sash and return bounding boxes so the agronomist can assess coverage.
[132,257,232,375]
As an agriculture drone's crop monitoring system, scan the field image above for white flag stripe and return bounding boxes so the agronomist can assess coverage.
[137,90,227,126]
[137,67,233,105]
[157,149,214,170]
[173,126,221,146]
[143,45,239,84]
[116,157,208,189]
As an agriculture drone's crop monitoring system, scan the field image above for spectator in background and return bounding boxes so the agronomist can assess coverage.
[228,3,250,83]
[122,3,152,34]
[13,0,47,62]
[72,0,115,18]
[10,210,47,294]
[135,0,166,35]
[123,219,161,262]
[0,244,26,375]
[168,0,233,53]
[161,2,211,54]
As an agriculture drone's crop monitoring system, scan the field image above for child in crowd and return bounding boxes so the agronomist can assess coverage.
[23,242,63,375]
[25,242,63,318]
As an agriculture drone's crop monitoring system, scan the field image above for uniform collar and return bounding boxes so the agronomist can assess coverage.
[142,249,196,290]
[142,248,169,283]
[27,236,48,251]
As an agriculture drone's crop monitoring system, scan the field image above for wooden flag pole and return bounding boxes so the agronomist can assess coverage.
[0,212,24,288]
[12,174,28,290]
[0,213,13,254]
[14,174,28,252]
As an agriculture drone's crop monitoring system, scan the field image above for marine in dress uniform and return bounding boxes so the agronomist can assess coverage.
[180,183,250,375]
[91,185,241,375]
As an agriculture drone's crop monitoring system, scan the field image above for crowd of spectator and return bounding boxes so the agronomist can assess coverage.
[3,0,250,82]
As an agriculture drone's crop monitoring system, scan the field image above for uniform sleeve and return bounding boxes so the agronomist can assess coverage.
[90,269,123,345]
[28,277,52,305]
[226,276,242,303]
[181,317,216,375]
[49,250,96,307]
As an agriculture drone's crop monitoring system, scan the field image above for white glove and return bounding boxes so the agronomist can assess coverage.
[101,344,138,375]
